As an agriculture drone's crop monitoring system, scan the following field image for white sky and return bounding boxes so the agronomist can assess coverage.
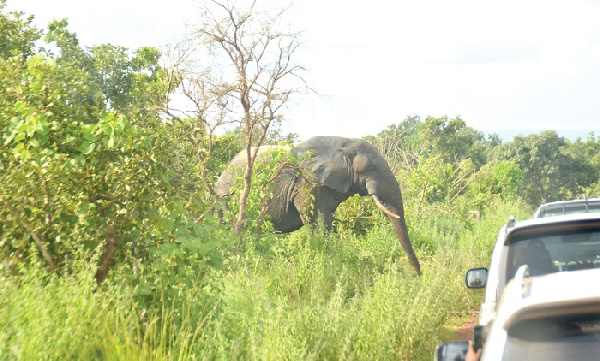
[8,0,600,140]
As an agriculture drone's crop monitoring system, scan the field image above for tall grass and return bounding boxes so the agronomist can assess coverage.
[0,199,531,360]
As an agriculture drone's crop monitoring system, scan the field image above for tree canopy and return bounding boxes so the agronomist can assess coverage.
[0,6,230,284]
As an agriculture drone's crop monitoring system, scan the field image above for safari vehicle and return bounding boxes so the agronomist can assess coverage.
[465,213,600,328]
[534,198,600,218]
[435,266,600,361]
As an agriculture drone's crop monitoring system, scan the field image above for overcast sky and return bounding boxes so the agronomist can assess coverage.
[8,0,600,141]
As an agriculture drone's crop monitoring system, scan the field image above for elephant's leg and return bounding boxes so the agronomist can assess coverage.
[295,186,336,231]
[314,192,335,231]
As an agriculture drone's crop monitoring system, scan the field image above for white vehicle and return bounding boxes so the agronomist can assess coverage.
[465,213,600,328]
[436,266,600,361]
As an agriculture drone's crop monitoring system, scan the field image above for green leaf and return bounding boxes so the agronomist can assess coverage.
[37,133,49,145]
[136,283,154,296]
[158,243,178,257]
[161,217,175,232]
[148,208,160,220]
[138,192,153,202]
[173,201,184,215]
[81,141,92,154]
[177,235,202,252]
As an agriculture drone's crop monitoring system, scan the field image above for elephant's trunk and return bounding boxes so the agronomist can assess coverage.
[371,194,421,276]
[390,215,421,276]
[372,194,401,218]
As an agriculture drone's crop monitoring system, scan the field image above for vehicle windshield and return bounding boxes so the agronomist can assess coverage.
[506,228,600,280]
[501,313,600,360]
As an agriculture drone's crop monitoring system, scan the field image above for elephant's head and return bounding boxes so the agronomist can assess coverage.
[297,137,421,275]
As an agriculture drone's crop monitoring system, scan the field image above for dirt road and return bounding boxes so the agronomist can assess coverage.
[452,311,478,341]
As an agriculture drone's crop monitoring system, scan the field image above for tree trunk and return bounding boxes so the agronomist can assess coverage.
[234,161,253,237]
[95,233,117,285]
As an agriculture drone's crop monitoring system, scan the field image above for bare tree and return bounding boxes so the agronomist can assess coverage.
[176,0,306,237]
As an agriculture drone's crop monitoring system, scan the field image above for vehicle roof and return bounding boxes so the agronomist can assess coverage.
[534,198,600,217]
[503,213,600,245]
[499,268,600,331]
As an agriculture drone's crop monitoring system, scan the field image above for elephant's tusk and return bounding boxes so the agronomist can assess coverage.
[372,195,401,219]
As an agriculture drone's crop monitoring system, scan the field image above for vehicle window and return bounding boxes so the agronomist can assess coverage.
[537,203,600,218]
[506,228,600,281]
[502,314,600,361]
[540,208,589,217]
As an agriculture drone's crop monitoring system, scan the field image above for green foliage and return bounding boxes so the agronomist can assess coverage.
[568,132,600,198]
[0,7,231,288]
[1,198,530,360]
[334,194,380,235]
[0,251,222,360]
[0,1,41,59]
[199,130,243,179]
[44,19,168,119]
[368,115,506,221]
[221,145,309,235]
[370,115,497,174]
[490,130,597,206]
[417,116,487,166]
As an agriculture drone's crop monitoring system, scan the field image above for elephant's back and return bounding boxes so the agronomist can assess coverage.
[294,136,363,154]
[215,145,292,197]
[229,145,292,166]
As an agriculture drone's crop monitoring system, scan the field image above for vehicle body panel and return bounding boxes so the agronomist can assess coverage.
[481,267,600,361]
[474,213,600,326]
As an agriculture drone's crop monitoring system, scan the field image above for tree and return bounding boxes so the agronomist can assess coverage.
[0,0,41,59]
[180,0,306,237]
[565,132,600,198]
[0,8,230,284]
[416,116,490,167]
[366,115,421,174]
[368,115,501,217]
[370,115,496,174]
[44,20,169,120]
[491,131,596,206]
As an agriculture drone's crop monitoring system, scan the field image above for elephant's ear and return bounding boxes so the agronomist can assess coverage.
[311,151,352,193]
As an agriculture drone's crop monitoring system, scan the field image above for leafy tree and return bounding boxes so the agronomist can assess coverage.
[180,0,307,237]
[369,115,501,218]
[491,131,596,206]
[568,132,600,197]
[365,115,421,174]
[463,160,524,211]
[370,115,497,173]
[0,8,232,284]
[44,20,168,120]
[0,0,41,59]
[416,116,490,167]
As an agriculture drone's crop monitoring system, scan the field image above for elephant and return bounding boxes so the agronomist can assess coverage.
[215,136,421,275]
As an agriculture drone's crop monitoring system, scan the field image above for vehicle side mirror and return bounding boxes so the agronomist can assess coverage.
[465,268,488,289]
[434,342,469,361]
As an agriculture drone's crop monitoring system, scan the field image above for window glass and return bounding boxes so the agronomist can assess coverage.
[502,314,600,361]
[506,228,600,280]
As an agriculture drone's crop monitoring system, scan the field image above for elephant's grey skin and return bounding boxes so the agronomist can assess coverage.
[215,136,421,275]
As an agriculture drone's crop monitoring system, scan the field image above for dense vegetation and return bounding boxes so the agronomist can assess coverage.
[1,3,599,360]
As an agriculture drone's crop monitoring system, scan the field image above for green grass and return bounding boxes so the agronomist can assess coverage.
[0,199,531,360]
